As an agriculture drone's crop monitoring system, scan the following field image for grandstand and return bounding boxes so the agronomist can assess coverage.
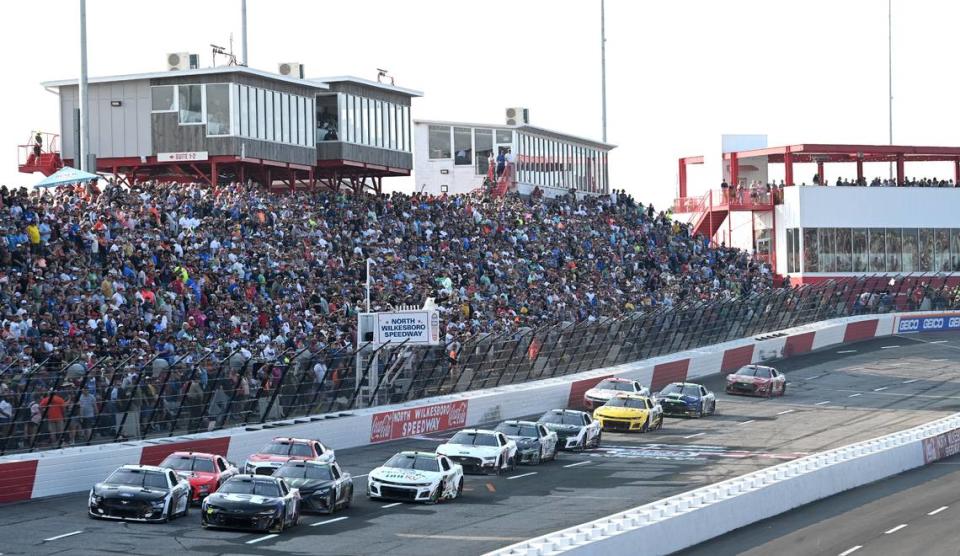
[675,141,960,285]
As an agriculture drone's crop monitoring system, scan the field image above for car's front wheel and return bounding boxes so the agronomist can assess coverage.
[428,484,442,504]
[456,478,464,498]
[532,447,542,465]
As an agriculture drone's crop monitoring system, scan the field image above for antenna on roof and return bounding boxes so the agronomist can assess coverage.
[377,68,394,86]
[212,40,238,67]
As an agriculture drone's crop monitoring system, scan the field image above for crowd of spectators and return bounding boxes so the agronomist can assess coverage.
[0,179,772,449]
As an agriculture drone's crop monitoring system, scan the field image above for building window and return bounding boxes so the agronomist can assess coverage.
[178,84,203,124]
[317,95,338,141]
[249,88,259,139]
[818,228,835,272]
[205,84,230,135]
[803,228,819,272]
[952,229,960,271]
[281,93,290,143]
[868,228,885,272]
[919,228,934,271]
[429,125,451,159]
[835,228,852,272]
[475,129,493,176]
[496,129,512,144]
[885,228,902,273]
[273,92,282,143]
[454,127,472,166]
[852,229,868,272]
[360,97,369,145]
[935,229,952,272]
[265,91,274,142]
[151,86,176,112]
[901,228,918,272]
[401,105,410,151]
[786,228,795,273]
[239,85,249,136]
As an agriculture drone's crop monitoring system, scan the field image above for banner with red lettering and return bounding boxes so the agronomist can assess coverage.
[370,400,469,443]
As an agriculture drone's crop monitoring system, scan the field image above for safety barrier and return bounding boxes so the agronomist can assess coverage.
[0,311,954,504]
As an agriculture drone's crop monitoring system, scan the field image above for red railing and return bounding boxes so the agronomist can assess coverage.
[673,188,782,214]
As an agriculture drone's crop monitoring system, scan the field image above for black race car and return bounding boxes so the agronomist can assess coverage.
[201,475,301,533]
[88,464,192,522]
[273,460,353,514]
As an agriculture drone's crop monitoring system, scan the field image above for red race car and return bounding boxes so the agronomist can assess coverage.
[243,437,336,476]
[725,365,786,398]
[158,451,238,503]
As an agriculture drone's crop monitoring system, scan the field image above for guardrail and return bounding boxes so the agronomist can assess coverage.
[4,309,954,504]
[487,408,960,556]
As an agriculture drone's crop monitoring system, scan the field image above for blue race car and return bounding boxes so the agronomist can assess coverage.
[656,382,716,418]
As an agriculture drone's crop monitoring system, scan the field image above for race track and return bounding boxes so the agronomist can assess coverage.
[2,332,959,556]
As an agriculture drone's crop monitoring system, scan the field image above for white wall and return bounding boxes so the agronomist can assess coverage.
[778,186,960,228]
[59,81,153,161]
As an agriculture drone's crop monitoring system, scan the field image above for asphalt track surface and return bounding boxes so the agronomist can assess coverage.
[2,332,959,556]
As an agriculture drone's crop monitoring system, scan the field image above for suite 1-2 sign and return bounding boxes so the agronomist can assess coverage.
[365,310,440,345]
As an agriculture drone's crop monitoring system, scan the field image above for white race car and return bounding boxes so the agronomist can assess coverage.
[583,378,651,411]
[537,409,602,451]
[436,429,518,475]
[367,451,464,504]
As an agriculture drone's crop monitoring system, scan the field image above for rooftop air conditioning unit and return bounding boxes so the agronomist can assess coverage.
[167,52,199,71]
[278,63,305,78]
[505,107,530,126]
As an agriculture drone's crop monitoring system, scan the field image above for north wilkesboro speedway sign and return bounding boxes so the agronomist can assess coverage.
[359,310,441,346]
[896,314,960,333]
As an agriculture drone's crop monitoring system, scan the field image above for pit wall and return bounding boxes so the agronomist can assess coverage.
[1,311,956,504]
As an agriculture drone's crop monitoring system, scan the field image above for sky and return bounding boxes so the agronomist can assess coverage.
[2,0,959,209]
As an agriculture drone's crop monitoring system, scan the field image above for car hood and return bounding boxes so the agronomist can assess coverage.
[176,470,218,483]
[595,407,647,419]
[436,443,500,458]
[370,466,439,484]
[281,478,335,493]
[660,393,698,404]
[584,388,622,399]
[247,454,294,464]
[541,423,582,433]
[204,492,284,509]
[93,484,167,502]
[728,375,767,383]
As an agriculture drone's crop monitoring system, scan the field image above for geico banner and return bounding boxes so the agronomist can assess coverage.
[896,315,960,333]
[374,311,439,345]
[370,400,469,442]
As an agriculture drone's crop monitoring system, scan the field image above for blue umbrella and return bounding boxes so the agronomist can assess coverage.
[34,166,100,188]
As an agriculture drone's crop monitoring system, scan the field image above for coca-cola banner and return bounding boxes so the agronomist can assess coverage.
[370,400,469,443]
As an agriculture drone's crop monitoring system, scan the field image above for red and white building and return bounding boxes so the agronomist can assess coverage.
[674,139,960,284]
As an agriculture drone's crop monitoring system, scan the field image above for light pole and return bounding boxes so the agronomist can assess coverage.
[79,0,90,171]
[888,0,893,180]
[600,0,608,144]
[241,0,248,66]
[365,258,372,312]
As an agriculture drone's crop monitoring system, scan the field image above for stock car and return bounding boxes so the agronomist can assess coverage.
[657,382,717,418]
[436,429,518,474]
[158,451,238,502]
[274,460,353,514]
[243,437,335,475]
[537,409,602,451]
[494,420,559,464]
[725,365,787,398]
[201,474,301,533]
[88,465,192,522]
[367,451,464,504]
[592,394,663,433]
[582,378,651,411]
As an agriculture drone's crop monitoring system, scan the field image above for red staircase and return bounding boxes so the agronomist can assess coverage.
[18,132,62,176]
[491,163,514,198]
[674,189,776,239]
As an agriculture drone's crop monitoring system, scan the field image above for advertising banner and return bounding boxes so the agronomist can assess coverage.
[373,311,439,345]
[370,400,469,443]
[922,427,960,464]
[896,315,960,334]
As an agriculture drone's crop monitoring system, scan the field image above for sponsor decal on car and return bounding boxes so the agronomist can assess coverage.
[370,400,469,442]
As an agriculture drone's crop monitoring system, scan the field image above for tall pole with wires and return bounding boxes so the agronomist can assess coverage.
[241,0,248,66]
[600,0,608,144]
[888,0,893,179]
[79,0,90,172]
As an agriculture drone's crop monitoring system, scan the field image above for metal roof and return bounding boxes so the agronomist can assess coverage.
[414,119,616,150]
[311,76,423,97]
[42,65,331,90]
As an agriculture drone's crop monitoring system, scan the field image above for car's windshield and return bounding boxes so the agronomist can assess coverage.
[260,442,313,457]
[218,479,280,497]
[596,379,633,391]
[538,412,583,426]
[495,422,538,437]
[735,367,770,378]
[105,468,168,489]
[383,453,440,472]
[660,384,701,397]
[275,464,333,481]
[159,455,216,473]
[449,431,499,446]
[604,397,647,409]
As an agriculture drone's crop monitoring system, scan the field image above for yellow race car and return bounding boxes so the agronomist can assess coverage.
[592,394,664,433]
